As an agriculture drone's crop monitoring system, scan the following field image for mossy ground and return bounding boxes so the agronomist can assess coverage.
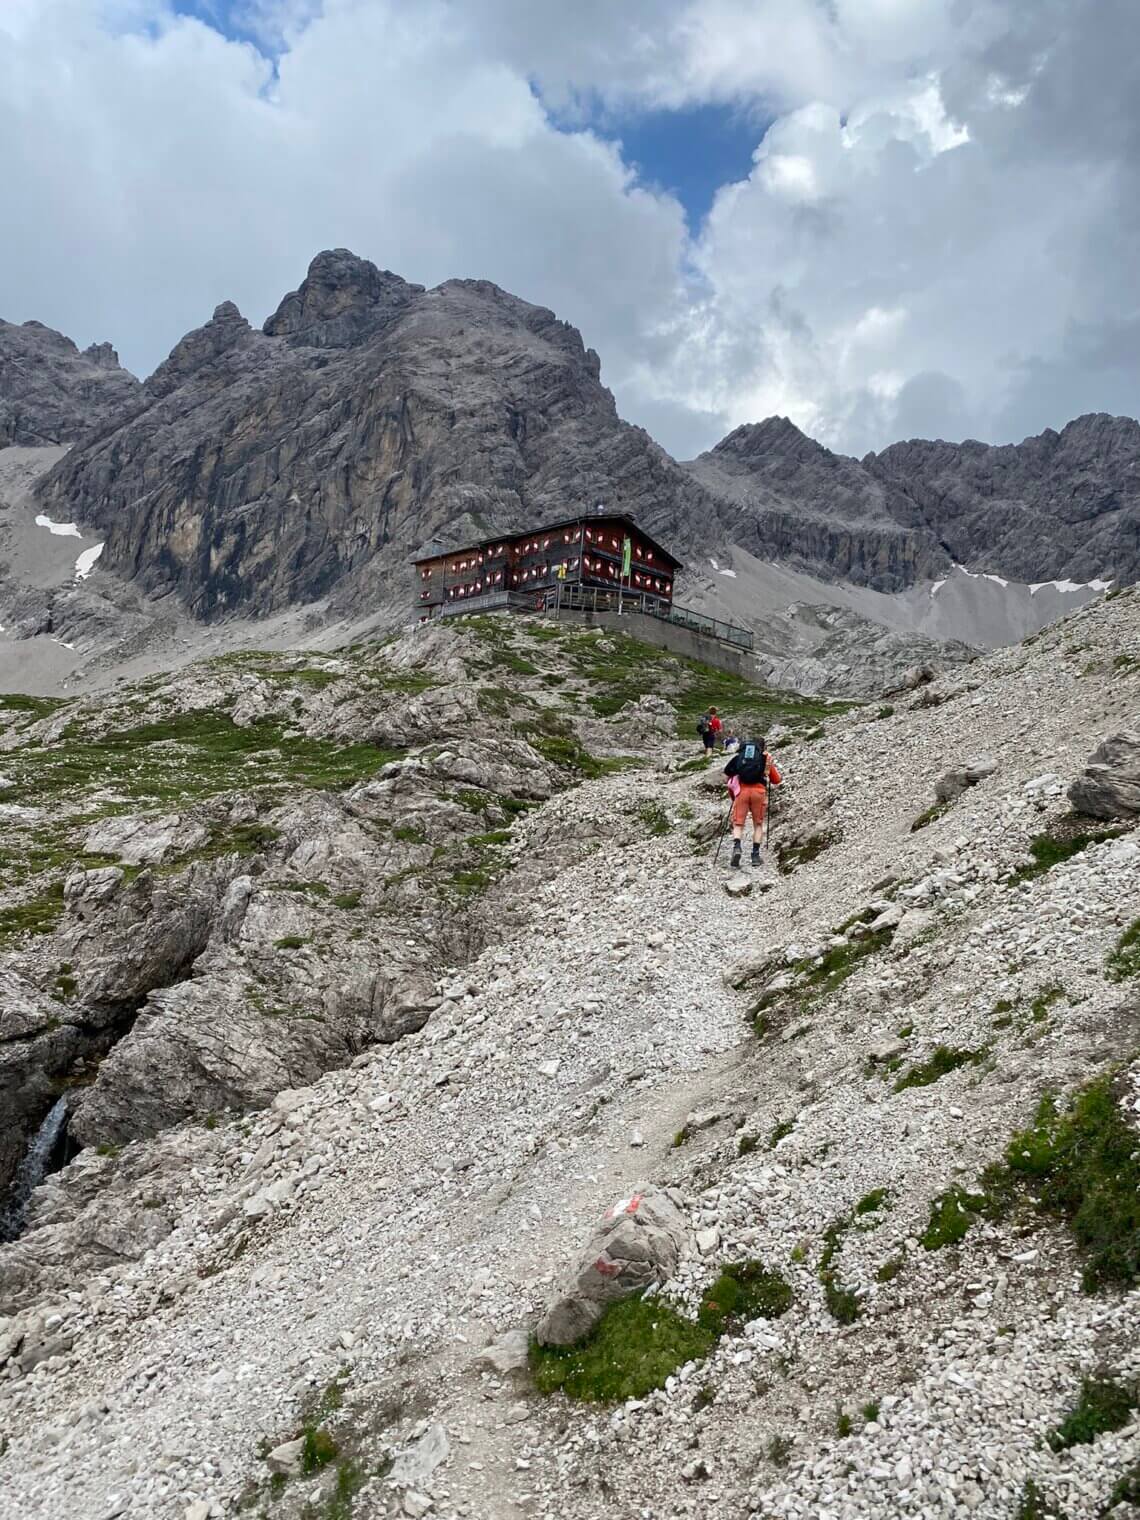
[1011,828,1121,884]
[920,1072,1140,1289]
[893,1044,984,1093]
[1047,1376,1138,1452]
[531,1261,792,1403]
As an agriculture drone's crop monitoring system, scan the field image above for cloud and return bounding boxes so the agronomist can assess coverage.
[0,0,1138,463]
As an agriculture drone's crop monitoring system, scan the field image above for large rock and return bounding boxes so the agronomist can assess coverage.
[536,1185,689,1347]
[934,755,998,804]
[1068,731,1140,818]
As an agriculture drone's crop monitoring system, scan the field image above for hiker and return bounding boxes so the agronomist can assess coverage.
[723,736,781,869]
[698,706,722,752]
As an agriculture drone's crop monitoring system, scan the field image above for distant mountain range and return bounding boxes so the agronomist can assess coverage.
[2,249,1137,640]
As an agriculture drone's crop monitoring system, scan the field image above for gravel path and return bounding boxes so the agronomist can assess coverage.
[1,588,1138,1520]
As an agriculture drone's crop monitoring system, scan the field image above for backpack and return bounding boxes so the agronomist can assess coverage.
[736,742,767,785]
[697,717,709,736]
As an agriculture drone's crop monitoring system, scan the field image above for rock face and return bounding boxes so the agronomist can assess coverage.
[1068,731,1140,818]
[687,412,1140,589]
[684,418,946,591]
[34,251,728,621]
[863,413,1140,584]
[0,319,139,446]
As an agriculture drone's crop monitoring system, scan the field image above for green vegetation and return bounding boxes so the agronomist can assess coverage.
[775,830,837,874]
[1105,1463,1140,1511]
[751,924,896,1031]
[1047,1377,1138,1452]
[861,1400,880,1423]
[530,1295,714,1403]
[893,1044,984,1092]
[1011,829,1120,883]
[0,693,68,721]
[919,1185,989,1250]
[819,1215,861,1324]
[301,1425,338,1474]
[836,1410,853,1437]
[1030,985,1064,1022]
[0,881,65,947]
[855,1188,889,1216]
[767,1434,794,1466]
[0,708,399,808]
[393,825,426,843]
[1005,1077,1140,1290]
[273,935,307,950]
[1014,1479,1066,1519]
[1107,918,1140,981]
[697,1261,793,1331]
[331,890,362,910]
[875,1257,903,1283]
[910,800,950,832]
[769,1119,794,1149]
[532,1260,791,1403]
[920,1072,1139,1289]
[635,801,672,836]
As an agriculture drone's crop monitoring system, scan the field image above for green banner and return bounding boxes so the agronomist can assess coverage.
[621,536,631,576]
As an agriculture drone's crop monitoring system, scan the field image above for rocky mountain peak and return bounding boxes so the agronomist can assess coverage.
[0,316,139,446]
[710,415,823,464]
[263,247,424,348]
[145,299,257,399]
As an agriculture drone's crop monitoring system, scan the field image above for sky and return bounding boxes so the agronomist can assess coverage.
[1,0,1138,459]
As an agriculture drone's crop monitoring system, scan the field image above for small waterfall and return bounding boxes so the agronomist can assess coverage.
[0,1096,69,1243]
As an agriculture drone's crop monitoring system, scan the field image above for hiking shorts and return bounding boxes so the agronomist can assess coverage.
[731,783,767,828]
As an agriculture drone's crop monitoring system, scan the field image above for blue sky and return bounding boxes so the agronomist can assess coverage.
[579,103,765,230]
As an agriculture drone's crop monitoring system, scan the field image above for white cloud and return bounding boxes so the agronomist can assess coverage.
[0,0,1138,462]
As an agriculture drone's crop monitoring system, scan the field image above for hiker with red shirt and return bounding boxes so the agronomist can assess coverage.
[701,707,723,752]
[723,737,781,869]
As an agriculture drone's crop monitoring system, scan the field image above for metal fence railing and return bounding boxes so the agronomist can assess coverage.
[544,583,754,651]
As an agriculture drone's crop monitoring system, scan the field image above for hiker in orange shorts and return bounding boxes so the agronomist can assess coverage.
[723,737,781,869]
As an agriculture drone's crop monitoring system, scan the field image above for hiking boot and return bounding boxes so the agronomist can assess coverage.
[751,844,762,867]
[730,843,742,869]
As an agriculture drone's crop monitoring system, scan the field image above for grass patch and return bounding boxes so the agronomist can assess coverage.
[855,1188,888,1216]
[893,1044,984,1092]
[301,1425,338,1474]
[819,1216,861,1324]
[920,1071,1139,1289]
[910,800,950,832]
[861,1400,880,1422]
[531,1258,790,1403]
[530,1295,714,1402]
[836,1410,853,1437]
[1107,918,1140,981]
[876,1257,903,1283]
[635,801,672,837]
[769,1119,794,1149]
[393,825,426,843]
[1014,1479,1066,1519]
[273,935,307,950]
[0,708,399,808]
[1005,1077,1140,1290]
[753,925,896,1028]
[919,1185,989,1250]
[0,881,65,946]
[775,830,837,874]
[1030,985,1064,1022]
[1047,1376,1138,1452]
[1011,830,1120,884]
[697,1261,793,1331]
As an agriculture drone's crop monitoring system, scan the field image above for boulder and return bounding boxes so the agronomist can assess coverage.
[724,875,753,898]
[536,1185,688,1347]
[1068,731,1140,819]
[933,756,997,804]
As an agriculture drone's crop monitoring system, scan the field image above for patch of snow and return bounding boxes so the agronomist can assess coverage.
[34,513,82,538]
[930,579,946,598]
[718,568,737,578]
[1028,577,1113,596]
[954,565,1009,588]
[51,637,76,651]
[75,542,104,580]
[709,557,719,570]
